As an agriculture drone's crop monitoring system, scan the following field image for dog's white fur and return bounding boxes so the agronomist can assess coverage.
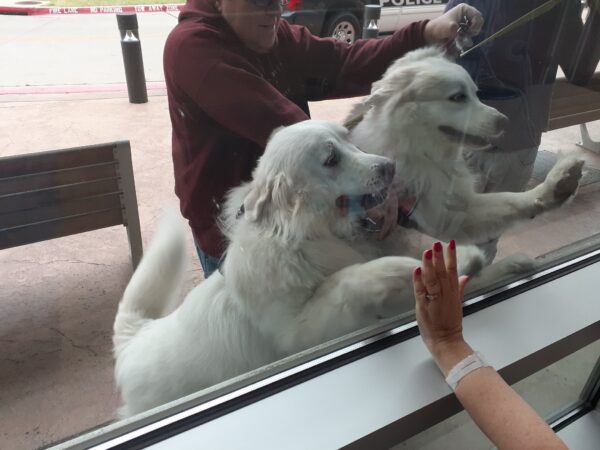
[347,48,584,254]
[114,120,444,417]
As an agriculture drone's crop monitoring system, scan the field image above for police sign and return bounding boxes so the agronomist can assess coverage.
[380,0,448,6]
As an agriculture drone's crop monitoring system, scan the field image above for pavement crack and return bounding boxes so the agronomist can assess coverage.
[49,327,98,357]
[4,358,23,365]
[67,259,111,267]
[6,258,111,267]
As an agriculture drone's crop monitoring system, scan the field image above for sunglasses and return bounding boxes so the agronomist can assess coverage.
[247,0,289,8]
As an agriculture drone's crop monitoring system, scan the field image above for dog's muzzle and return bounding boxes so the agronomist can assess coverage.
[438,125,493,148]
[335,187,389,214]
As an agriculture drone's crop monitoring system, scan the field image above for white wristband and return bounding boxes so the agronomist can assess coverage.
[445,351,491,390]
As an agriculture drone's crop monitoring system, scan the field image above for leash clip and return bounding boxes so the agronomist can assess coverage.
[455,15,473,53]
[458,15,471,34]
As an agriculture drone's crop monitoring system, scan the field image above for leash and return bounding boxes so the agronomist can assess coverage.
[459,0,565,58]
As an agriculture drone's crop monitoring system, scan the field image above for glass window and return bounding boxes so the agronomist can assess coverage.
[394,339,600,450]
[1,0,599,447]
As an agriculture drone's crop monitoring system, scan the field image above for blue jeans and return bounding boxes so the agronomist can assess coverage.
[194,241,221,278]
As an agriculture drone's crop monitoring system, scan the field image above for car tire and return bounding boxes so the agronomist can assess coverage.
[323,12,361,44]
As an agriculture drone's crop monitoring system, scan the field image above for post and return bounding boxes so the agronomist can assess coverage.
[116,13,148,104]
[114,141,144,269]
[362,4,381,39]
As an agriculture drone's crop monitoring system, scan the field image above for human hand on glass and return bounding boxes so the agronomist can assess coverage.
[412,242,569,450]
[424,3,484,47]
[412,241,472,375]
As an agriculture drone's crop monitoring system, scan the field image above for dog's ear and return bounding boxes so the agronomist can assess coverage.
[343,86,392,129]
[243,179,272,222]
[243,172,294,222]
[343,100,371,130]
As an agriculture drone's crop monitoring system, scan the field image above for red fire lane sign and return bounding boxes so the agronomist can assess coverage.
[1,4,184,15]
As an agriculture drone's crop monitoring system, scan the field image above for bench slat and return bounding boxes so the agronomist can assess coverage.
[0,193,122,230]
[548,109,600,131]
[0,162,118,196]
[0,178,120,214]
[550,92,600,112]
[0,209,124,250]
[0,143,116,178]
[547,73,600,130]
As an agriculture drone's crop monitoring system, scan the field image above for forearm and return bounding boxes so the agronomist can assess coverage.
[431,341,567,450]
[324,21,429,99]
[456,368,567,450]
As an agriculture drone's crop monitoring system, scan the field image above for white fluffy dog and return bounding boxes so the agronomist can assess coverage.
[114,120,470,417]
[346,48,584,255]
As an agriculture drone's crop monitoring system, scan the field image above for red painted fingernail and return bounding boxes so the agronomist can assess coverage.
[425,250,433,260]
[450,239,456,250]
[415,267,422,275]
[434,242,442,252]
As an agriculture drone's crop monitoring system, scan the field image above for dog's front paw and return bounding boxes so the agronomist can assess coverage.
[538,157,584,208]
[465,252,537,294]
[500,252,537,275]
[456,245,486,277]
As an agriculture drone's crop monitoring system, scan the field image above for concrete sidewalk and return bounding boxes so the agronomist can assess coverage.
[0,12,178,88]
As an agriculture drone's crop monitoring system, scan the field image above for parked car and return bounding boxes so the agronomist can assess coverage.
[282,0,448,44]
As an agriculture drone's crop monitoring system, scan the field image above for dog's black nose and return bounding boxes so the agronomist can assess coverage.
[495,113,509,132]
[377,161,396,184]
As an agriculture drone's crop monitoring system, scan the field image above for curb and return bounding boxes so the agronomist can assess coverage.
[0,3,183,16]
[0,82,166,95]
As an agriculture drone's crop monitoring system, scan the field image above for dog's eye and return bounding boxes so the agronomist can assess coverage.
[323,149,339,167]
[449,93,467,103]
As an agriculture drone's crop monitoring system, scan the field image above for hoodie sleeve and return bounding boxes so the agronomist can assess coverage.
[282,19,429,100]
[193,60,309,147]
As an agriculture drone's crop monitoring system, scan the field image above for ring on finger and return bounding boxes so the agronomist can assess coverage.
[425,293,439,301]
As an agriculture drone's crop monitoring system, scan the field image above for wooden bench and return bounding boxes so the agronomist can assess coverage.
[547,72,600,153]
[548,72,600,131]
[0,141,143,269]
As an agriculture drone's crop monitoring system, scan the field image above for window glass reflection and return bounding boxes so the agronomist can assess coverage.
[0,0,599,447]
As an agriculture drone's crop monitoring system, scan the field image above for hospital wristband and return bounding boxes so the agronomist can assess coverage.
[445,351,491,390]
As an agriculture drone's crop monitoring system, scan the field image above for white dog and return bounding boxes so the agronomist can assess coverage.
[346,48,584,257]
[114,120,481,417]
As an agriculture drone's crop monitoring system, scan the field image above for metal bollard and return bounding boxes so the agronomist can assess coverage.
[116,13,148,104]
[362,5,381,39]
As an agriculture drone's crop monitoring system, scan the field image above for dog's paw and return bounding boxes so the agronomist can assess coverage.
[498,253,537,275]
[538,157,584,208]
[465,253,537,294]
[456,245,486,277]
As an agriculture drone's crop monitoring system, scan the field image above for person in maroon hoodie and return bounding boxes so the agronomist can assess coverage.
[163,0,484,277]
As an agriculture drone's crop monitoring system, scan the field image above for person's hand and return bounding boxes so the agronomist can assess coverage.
[424,4,484,46]
[412,241,470,368]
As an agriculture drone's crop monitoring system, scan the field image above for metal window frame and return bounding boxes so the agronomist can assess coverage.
[549,348,600,433]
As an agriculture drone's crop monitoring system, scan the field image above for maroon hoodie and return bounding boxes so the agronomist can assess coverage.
[164,0,429,257]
